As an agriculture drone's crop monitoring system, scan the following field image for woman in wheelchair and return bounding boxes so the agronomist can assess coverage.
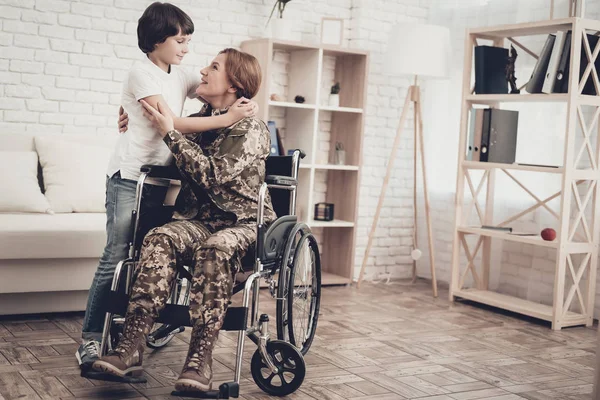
[92,48,277,393]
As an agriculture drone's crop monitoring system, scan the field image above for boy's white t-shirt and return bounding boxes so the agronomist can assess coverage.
[107,56,201,181]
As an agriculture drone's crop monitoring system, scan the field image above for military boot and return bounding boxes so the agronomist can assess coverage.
[92,310,154,377]
[174,322,220,392]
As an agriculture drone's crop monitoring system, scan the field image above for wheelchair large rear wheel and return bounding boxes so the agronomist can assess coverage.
[276,225,321,355]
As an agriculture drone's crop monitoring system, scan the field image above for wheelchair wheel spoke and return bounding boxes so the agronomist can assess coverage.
[265,371,276,383]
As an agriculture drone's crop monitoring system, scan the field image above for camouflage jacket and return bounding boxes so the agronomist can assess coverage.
[163,107,276,225]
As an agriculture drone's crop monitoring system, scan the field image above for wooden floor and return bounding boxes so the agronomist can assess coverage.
[0,280,597,399]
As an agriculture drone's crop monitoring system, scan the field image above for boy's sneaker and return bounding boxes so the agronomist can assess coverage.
[76,340,101,369]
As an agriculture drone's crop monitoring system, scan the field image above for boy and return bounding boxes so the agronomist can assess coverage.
[77,2,254,369]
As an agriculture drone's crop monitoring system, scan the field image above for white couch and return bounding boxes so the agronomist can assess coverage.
[0,134,117,315]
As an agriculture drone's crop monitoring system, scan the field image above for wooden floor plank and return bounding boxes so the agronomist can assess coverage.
[0,372,41,400]
[19,370,73,399]
[0,347,39,365]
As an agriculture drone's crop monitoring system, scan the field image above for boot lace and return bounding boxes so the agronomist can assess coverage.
[116,313,150,354]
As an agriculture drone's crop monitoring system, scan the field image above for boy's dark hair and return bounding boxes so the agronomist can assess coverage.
[137,2,194,54]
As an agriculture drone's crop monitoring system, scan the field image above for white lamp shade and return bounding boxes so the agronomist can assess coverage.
[383,22,451,78]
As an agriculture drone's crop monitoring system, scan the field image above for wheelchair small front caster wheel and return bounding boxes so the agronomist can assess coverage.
[250,340,305,396]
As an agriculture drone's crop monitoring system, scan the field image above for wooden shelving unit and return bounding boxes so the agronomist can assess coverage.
[450,17,600,330]
[241,38,369,286]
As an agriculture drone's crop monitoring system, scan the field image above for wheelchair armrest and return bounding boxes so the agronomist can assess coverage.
[266,175,297,186]
[140,164,181,180]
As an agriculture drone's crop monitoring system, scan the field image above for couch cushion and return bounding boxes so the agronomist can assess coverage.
[0,152,52,213]
[0,213,107,259]
[0,258,98,294]
[35,135,114,213]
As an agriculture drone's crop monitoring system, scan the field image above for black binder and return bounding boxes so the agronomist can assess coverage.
[474,46,509,94]
[552,32,600,94]
[526,34,556,93]
[580,34,600,95]
[553,31,572,93]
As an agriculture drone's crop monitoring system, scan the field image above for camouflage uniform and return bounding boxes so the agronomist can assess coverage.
[93,106,276,390]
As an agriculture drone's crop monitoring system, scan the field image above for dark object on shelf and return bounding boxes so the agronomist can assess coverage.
[480,108,518,164]
[314,203,334,221]
[526,33,556,93]
[517,163,560,168]
[481,225,512,232]
[553,30,573,93]
[506,45,520,94]
[553,32,600,94]
[475,45,509,94]
[331,82,340,94]
[294,95,305,103]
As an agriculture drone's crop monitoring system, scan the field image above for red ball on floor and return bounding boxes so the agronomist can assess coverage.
[541,228,556,241]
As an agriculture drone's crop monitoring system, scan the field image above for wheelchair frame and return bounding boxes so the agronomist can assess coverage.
[94,150,314,398]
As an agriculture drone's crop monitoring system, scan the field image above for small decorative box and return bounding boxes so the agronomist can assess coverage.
[314,203,334,221]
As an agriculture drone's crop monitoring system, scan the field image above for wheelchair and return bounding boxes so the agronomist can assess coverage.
[84,149,322,399]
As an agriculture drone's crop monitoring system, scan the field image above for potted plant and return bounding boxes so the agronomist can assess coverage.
[266,0,293,40]
[329,82,340,107]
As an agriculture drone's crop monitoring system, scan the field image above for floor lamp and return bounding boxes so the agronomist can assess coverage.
[357,22,450,297]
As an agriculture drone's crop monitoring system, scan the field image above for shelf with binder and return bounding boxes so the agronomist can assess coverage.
[450,17,600,330]
[242,38,368,286]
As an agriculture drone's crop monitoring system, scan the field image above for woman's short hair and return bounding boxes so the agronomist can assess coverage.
[219,48,262,100]
[137,2,194,54]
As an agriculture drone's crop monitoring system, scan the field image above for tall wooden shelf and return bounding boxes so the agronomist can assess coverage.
[450,17,600,330]
[241,39,369,286]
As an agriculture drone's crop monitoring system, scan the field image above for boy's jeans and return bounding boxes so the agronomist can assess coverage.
[82,172,137,341]
[82,171,168,341]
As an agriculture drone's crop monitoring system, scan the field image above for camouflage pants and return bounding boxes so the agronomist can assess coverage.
[127,219,255,334]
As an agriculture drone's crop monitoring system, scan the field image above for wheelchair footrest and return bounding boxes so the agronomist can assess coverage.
[82,369,148,384]
[222,307,247,331]
[171,381,239,399]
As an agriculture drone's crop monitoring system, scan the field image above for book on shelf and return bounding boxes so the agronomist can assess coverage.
[528,30,600,95]
[542,31,567,94]
[467,108,518,164]
[467,108,484,161]
[267,121,280,156]
[526,33,555,93]
[474,45,509,94]
[577,34,600,95]
[552,30,572,93]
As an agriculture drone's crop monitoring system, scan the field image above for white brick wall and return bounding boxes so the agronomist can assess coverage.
[0,0,429,283]
[351,0,430,282]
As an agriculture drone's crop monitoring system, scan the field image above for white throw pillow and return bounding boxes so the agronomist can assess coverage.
[35,135,112,213]
[0,151,52,213]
